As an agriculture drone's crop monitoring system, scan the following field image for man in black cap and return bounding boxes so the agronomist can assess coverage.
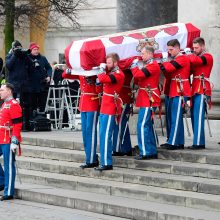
[5,40,32,131]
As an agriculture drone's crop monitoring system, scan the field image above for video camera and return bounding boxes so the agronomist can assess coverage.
[13,48,31,57]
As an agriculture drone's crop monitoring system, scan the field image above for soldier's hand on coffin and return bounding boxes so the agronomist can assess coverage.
[66,68,72,74]
[130,58,139,69]
[184,48,192,55]
[98,63,106,74]
[96,78,101,85]
[161,52,169,62]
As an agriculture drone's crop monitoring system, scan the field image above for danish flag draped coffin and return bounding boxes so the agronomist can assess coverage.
[65,23,200,75]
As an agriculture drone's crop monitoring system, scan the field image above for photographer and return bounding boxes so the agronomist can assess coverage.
[5,40,32,131]
[28,42,52,114]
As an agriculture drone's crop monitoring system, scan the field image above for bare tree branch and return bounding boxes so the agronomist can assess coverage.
[0,0,89,30]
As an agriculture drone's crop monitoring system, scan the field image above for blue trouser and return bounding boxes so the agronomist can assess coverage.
[191,94,207,146]
[167,96,184,146]
[164,95,171,140]
[81,111,98,164]
[0,144,16,197]
[113,104,132,154]
[137,107,157,156]
[99,114,116,166]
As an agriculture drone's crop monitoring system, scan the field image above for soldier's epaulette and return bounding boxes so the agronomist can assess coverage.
[12,100,18,104]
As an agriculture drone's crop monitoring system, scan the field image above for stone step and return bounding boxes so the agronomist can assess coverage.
[20,146,220,180]
[21,138,220,165]
[16,157,220,195]
[15,182,220,220]
[17,169,220,212]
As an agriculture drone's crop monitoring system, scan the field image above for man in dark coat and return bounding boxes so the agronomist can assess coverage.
[28,42,52,113]
[5,40,32,131]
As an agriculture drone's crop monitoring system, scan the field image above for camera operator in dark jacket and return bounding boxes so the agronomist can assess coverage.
[28,42,52,113]
[5,40,32,131]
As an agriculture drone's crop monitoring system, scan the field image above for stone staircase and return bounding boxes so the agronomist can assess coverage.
[14,135,220,220]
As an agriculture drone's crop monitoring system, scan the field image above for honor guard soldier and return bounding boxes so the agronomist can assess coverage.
[94,53,125,171]
[0,83,22,201]
[62,72,100,168]
[160,39,191,150]
[160,52,172,145]
[112,69,133,156]
[186,37,213,149]
[130,46,160,160]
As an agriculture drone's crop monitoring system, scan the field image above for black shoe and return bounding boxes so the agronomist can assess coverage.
[0,185,4,191]
[112,151,132,156]
[177,144,184,149]
[160,143,167,148]
[80,162,99,169]
[162,144,178,150]
[135,154,158,160]
[187,145,205,150]
[94,165,113,171]
[1,195,14,201]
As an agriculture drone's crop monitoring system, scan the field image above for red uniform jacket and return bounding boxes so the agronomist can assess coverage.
[98,67,125,115]
[131,59,161,107]
[0,98,22,144]
[188,52,213,96]
[62,72,101,112]
[162,54,191,98]
[119,70,133,104]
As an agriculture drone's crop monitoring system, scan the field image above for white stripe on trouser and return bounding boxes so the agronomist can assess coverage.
[90,112,97,164]
[197,95,203,145]
[8,149,12,196]
[141,108,148,156]
[172,97,181,146]
[116,106,126,152]
[104,116,112,165]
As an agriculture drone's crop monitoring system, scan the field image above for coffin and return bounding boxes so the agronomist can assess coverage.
[65,23,200,75]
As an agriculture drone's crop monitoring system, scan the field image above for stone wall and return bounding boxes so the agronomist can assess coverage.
[178,0,220,91]
[45,0,117,63]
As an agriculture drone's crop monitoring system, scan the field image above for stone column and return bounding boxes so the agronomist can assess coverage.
[117,0,178,32]
[208,0,220,91]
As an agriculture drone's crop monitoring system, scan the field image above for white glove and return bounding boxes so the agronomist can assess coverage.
[161,52,169,62]
[98,63,106,74]
[96,78,101,85]
[66,68,72,74]
[186,100,191,107]
[130,58,139,69]
[184,48,192,55]
[10,143,18,153]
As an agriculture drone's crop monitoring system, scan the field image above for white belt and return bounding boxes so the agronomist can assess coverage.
[139,87,160,98]
[103,92,119,98]
[171,78,189,82]
[139,87,157,91]
[81,92,97,96]
[193,76,210,81]
[0,125,13,130]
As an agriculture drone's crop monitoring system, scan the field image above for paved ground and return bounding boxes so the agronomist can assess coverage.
[0,199,125,220]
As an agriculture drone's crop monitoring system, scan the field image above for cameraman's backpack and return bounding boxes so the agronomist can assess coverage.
[30,111,51,131]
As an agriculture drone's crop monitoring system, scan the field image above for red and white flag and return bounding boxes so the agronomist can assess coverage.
[65,23,200,76]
